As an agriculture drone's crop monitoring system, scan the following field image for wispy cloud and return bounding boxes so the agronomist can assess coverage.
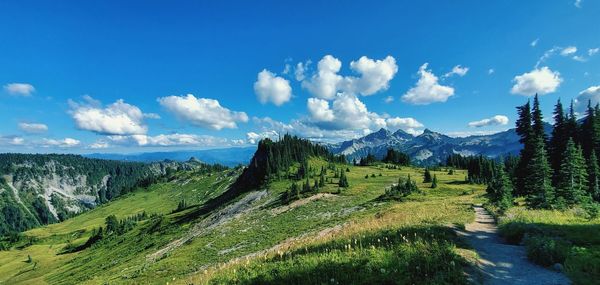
[3,83,35,96]
[530,38,539,47]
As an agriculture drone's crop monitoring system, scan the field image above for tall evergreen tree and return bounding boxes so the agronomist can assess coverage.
[338,169,349,188]
[549,99,568,185]
[532,94,548,143]
[587,152,600,202]
[515,100,534,196]
[555,139,588,206]
[566,100,579,143]
[525,138,555,209]
[579,101,600,158]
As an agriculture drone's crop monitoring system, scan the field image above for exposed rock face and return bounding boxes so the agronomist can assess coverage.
[0,154,186,233]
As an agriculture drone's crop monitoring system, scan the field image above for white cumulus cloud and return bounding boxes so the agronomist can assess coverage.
[69,97,148,135]
[307,93,384,131]
[385,117,424,134]
[346,56,398,96]
[573,86,600,114]
[468,115,509,128]
[158,94,248,130]
[301,55,344,100]
[254,69,292,106]
[18,122,48,134]
[401,63,455,105]
[246,131,279,144]
[3,83,35,96]
[301,55,398,99]
[510,66,562,96]
[307,98,335,122]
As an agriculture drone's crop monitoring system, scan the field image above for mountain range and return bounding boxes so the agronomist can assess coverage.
[326,125,550,165]
[83,125,553,167]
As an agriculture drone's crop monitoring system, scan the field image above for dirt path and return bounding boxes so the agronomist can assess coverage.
[456,205,571,285]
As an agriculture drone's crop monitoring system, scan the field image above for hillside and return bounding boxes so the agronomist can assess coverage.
[0,140,487,284]
[0,154,211,235]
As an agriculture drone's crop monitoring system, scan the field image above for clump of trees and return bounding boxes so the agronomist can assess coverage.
[65,212,151,253]
[233,134,346,192]
[358,153,378,166]
[514,96,600,209]
[384,175,419,199]
[382,149,411,166]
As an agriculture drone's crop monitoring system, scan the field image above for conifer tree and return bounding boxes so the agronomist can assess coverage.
[431,174,438,188]
[423,168,432,183]
[549,99,568,184]
[532,94,547,143]
[579,101,600,158]
[486,161,513,211]
[338,169,349,188]
[525,138,555,209]
[587,152,600,202]
[515,100,534,196]
[566,100,579,141]
[555,139,588,206]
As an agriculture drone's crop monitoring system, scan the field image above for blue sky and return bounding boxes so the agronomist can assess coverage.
[1,0,599,153]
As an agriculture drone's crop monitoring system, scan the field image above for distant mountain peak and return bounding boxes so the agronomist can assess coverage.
[327,126,524,166]
[356,128,391,142]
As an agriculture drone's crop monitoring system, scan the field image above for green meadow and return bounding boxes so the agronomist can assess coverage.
[0,159,487,284]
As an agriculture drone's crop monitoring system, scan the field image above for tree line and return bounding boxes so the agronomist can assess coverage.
[448,95,600,212]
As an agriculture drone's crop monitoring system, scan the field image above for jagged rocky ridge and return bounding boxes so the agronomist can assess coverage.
[326,125,550,166]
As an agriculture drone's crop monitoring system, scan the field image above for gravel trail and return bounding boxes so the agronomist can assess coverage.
[456,205,571,285]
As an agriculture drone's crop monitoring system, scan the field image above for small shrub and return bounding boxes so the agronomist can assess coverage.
[498,222,538,244]
[525,235,571,267]
[581,203,600,220]
[565,246,600,285]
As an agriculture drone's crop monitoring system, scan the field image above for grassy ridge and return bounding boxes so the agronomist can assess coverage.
[0,159,485,284]
[0,168,236,284]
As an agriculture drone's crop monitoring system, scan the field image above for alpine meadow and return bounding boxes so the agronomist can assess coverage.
[1,1,600,284]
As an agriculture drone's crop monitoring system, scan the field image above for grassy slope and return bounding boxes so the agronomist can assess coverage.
[0,169,236,284]
[0,160,486,284]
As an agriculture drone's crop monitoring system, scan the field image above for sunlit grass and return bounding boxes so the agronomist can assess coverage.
[0,161,485,284]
